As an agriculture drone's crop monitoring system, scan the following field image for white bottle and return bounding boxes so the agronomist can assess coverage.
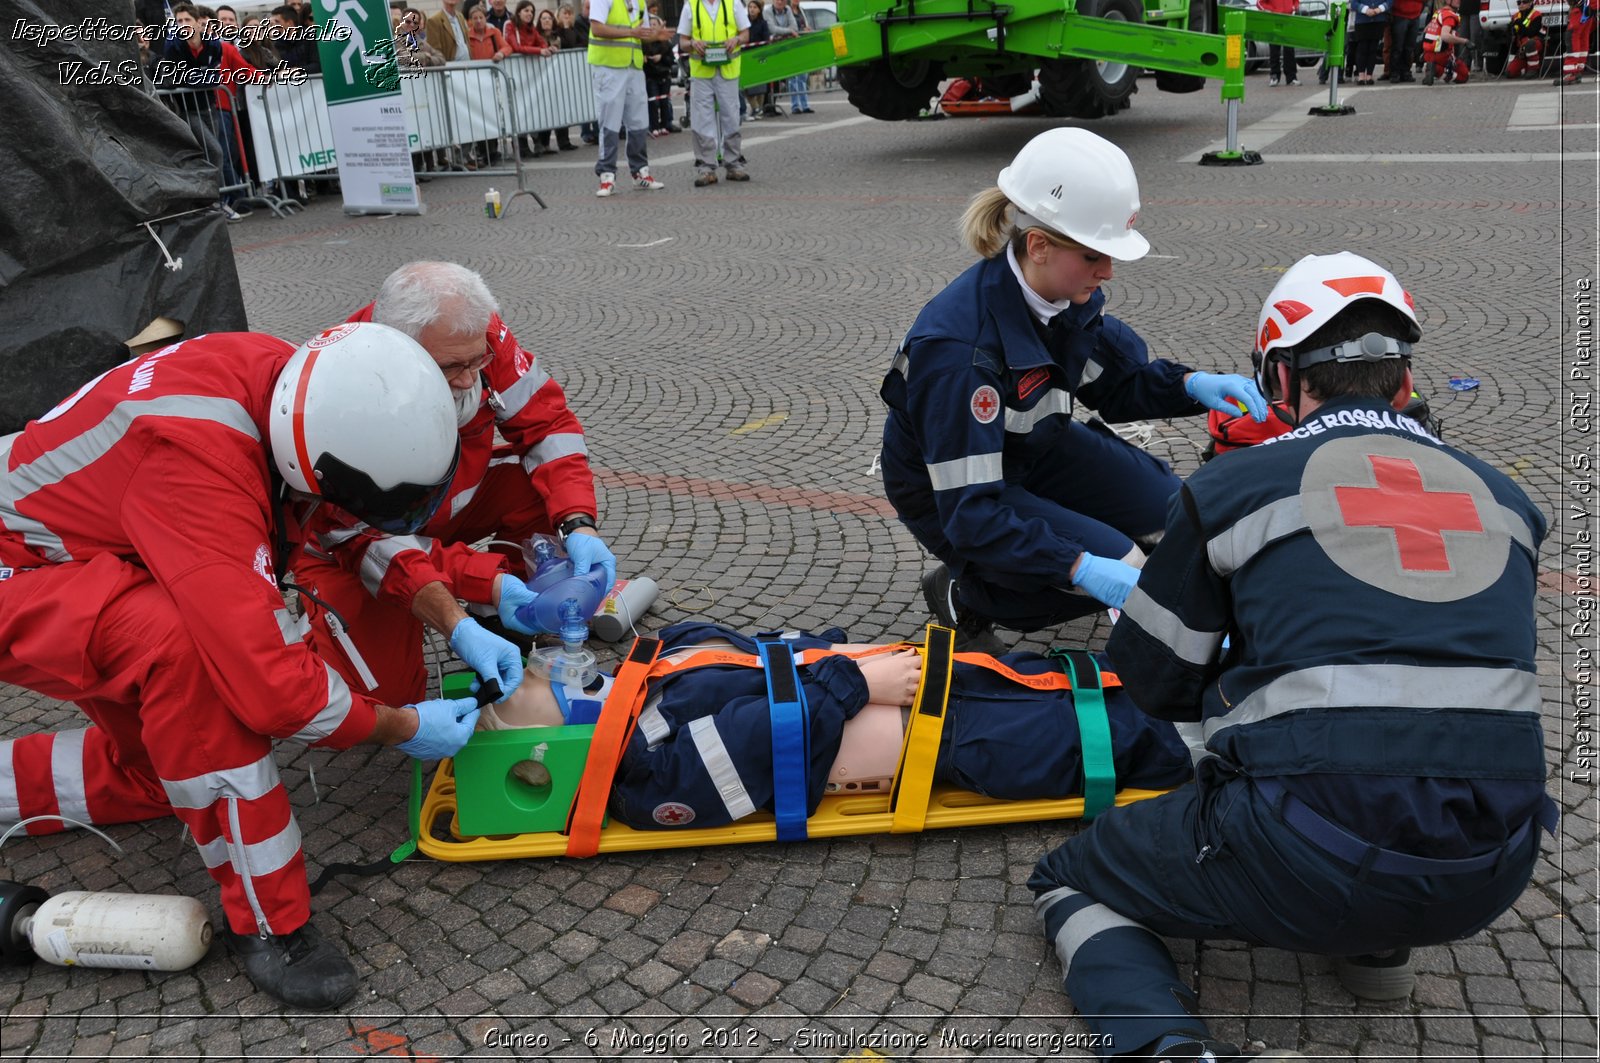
[21,891,213,972]
[484,188,501,218]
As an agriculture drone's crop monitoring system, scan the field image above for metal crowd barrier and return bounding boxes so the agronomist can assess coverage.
[154,84,298,219]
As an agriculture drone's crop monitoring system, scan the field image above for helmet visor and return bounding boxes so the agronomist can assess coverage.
[312,443,461,535]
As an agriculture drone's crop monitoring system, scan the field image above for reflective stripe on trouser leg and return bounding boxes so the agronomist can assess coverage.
[1033,885,1207,1056]
[168,754,309,936]
[0,727,171,833]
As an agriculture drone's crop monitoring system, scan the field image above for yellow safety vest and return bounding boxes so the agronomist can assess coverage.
[688,0,740,79]
[587,0,643,69]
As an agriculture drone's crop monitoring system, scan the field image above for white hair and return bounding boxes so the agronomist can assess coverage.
[372,261,500,340]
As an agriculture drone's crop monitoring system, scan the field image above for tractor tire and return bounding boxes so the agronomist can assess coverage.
[1155,0,1216,93]
[839,57,947,121]
[1038,0,1144,118]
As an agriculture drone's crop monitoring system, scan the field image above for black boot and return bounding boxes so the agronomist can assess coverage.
[225,921,359,1010]
[921,564,1007,655]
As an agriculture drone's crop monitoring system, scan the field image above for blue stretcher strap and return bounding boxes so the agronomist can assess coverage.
[1049,648,1116,821]
[758,638,810,842]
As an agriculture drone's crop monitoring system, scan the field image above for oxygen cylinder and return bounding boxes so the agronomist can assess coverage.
[14,889,212,972]
[590,576,661,642]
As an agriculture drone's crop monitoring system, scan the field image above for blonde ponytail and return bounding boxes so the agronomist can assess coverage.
[959,187,1016,259]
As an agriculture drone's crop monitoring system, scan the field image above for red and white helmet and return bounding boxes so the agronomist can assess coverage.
[269,322,460,534]
[1254,251,1420,363]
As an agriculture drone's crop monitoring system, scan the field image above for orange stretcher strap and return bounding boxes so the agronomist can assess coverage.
[565,636,662,857]
[890,624,955,834]
[951,651,1123,691]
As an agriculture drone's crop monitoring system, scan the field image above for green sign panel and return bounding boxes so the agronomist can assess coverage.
[313,0,401,104]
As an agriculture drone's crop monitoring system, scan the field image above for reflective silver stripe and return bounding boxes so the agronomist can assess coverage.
[1004,388,1072,434]
[161,754,282,809]
[194,833,232,870]
[1204,664,1543,743]
[1050,895,1148,979]
[0,739,17,820]
[288,664,356,744]
[359,533,433,597]
[1121,586,1223,666]
[226,796,301,934]
[638,701,670,748]
[494,362,552,422]
[888,348,910,382]
[589,37,642,48]
[927,452,1004,492]
[519,433,589,475]
[0,394,259,562]
[449,483,480,520]
[1208,495,1306,576]
[50,728,90,825]
[687,716,755,821]
[1031,885,1078,919]
[1079,359,1104,387]
[273,607,310,646]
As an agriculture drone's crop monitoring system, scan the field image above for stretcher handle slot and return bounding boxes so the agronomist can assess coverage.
[889,624,955,834]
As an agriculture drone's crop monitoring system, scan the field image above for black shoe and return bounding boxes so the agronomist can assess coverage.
[224,922,359,1010]
[1336,948,1414,1000]
[920,564,1007,655]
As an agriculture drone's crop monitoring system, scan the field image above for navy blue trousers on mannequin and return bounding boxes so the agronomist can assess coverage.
[1028,761,1539,1057]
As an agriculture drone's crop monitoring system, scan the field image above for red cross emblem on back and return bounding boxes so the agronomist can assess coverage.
[1334,454,1484,571]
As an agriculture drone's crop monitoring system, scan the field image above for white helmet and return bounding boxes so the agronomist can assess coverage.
[269,322,460,534]
[996,128,1150,261]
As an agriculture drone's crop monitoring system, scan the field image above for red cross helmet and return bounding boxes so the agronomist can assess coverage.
[995,128,1150,261]
[269,322,461,535]
[1254,251,1421,364]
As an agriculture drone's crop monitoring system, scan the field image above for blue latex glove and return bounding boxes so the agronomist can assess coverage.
[1071,552,1141,610]
[448,617,522,701]
[396,695,481,760]
[564,531,618,599]
[495,573,541,636]
[1185,371,1269,423]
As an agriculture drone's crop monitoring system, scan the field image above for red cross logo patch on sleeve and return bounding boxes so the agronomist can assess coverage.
[1301,435,1512,602]
[971,385,1001,425]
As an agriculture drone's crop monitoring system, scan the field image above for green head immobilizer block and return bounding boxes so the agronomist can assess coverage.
[441,672,597,836]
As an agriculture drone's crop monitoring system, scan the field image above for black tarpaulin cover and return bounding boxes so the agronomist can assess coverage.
[0,0,248,433]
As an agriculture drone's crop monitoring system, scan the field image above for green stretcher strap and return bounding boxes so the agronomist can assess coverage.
[890,624,954,834]
[1049,647,1115,820]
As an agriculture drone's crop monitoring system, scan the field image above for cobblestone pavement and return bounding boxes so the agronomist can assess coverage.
[1,74,1596,1061]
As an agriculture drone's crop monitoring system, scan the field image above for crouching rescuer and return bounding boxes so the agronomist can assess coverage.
[0,324,481,1009]
[1027,252,1557,1062]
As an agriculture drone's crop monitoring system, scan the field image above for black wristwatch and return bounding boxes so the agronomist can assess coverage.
[558,514,597,540]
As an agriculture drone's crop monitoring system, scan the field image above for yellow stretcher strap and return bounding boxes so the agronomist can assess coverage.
[889,624,955,834]
[565,636,662,857]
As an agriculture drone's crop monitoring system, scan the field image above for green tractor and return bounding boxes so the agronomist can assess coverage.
[741,0,1348,123]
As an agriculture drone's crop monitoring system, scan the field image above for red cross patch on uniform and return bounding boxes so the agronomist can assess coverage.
[970,385,1001,425]
[652,802,695,826]
[1300,435,1509,603]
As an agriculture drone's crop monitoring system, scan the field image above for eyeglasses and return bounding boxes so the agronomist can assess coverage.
[437,346,495,377]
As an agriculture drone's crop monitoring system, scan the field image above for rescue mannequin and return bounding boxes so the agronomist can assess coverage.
[0,324,483,1010]
[295,262,616,717]
[1029,253,1553,1063]
[476,622,1195,830]
[879,128,1269,654]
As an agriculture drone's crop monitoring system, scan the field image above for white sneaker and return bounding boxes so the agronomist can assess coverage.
[222,204,250,221]
[596,172,616,197]
[1268,75,1281,87]
[632,167,665,190]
